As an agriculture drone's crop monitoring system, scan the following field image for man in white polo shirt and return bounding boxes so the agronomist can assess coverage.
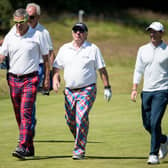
[26,2,55,94]
[0,3,53,140]
[53,22,112,159]
[131,21,168,164]
[0,8,50,159]
[26,2,55,138]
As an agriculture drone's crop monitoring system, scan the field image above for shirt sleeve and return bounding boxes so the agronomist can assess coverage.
[37,31,49,56]
[133,47,145,84]
[94,45,106,70]
[53,46,64,69]
[0,34,9,57]
[44,29,53,51]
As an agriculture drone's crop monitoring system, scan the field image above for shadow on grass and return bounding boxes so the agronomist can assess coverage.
[23,155,72,160]
[34,140,74,143]
[23,140,148,161]
[162,161,168,164]
[21,155,147,161]
[87,156,147,160]
[34,139,103,143]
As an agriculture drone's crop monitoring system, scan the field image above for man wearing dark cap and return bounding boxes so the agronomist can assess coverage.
[131,21,168,164]
[53,22,112,159]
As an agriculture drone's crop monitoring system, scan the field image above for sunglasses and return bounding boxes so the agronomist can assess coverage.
[29,15,36,20]
[73,28,85,33]
[14,19,27,24]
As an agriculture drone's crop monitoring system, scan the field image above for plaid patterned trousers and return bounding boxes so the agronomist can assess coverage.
[64,84,97,155]
[7,73,39,151]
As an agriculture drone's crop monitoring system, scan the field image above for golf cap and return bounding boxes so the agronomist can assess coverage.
[72,22,88,32]
[146,21,164,32]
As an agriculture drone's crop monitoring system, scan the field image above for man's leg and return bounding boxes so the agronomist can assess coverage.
[73,85,96,156]
[141,91,152,134]
[19,75,38,154]
[31,103,36,138]
[64,89,76,138]
[7,75,22,129]
[150,91,168,155]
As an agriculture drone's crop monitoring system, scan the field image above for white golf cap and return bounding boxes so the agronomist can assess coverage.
[146,21,164,32]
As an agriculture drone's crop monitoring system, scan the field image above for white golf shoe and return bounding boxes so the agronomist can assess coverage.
[72,153,85,160]
[147,155,159,164]
[159,136,168,159]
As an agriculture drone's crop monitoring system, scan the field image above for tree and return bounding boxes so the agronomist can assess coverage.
[0,0,13,34]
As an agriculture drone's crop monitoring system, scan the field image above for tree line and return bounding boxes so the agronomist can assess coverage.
[0,0,167,33]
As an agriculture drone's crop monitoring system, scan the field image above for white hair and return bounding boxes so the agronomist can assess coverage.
[26,3,41,15]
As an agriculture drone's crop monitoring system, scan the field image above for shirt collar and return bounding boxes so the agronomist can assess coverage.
[33,22,40,29]
[150,41,165,49]
[70,40,89,49]
[14,26,31,37]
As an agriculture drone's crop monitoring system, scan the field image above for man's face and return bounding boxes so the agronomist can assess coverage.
[14,16,28,35]
[149,29,163,44]
[72,27,87,43]
[26,6,39,28]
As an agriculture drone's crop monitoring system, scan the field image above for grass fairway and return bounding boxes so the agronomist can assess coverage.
[1,91,168,168]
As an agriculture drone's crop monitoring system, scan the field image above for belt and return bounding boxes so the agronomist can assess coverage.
[8,71,38,79]
[67,83,96,91]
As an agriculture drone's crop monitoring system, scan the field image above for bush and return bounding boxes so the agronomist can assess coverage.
[0,0,13,34]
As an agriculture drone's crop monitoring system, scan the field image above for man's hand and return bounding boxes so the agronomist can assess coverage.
[43,77,50,91]
[53,79,60,93]
[131,90,137,102]
[104,87,112,102]
[53,68,61,93]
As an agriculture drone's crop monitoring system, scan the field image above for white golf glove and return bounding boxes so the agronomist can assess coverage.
[104,86,112,102]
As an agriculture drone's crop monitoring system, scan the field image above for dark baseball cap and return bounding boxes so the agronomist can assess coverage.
[72,22,88,32]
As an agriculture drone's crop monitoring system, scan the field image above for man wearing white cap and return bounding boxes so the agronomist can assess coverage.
[131,21,168,164]
[53,22,112,159]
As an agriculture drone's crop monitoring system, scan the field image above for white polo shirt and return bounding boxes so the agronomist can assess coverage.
[0,26,49,75]
[53,40,105,89]
[34,23,53,63]
[8,23,53,64]
[133,42,168,91]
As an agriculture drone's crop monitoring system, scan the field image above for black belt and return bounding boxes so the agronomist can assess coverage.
[67,83,96,91]
[8,71,38,79]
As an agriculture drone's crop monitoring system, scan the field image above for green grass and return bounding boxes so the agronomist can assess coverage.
[1,91,168,168]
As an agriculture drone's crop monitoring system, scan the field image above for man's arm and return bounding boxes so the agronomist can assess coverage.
[99,67,111,87]
[99,67,112,101]
[0,39,5,63]
[0,55,6,63]
[49,50,55,67]
[43,55,50,90]
[52,67,61,93]
[0,39,4,46]
[131,83,138,102]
